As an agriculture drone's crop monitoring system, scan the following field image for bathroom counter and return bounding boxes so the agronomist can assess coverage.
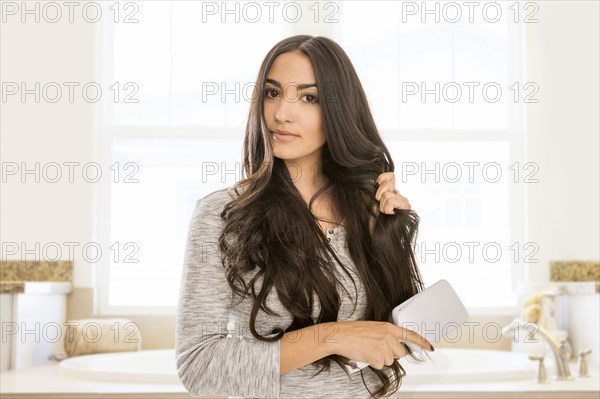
[0,281,72,294]
[0,360,598,399]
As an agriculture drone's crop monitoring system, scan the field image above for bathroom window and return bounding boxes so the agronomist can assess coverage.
[98,1,526,314]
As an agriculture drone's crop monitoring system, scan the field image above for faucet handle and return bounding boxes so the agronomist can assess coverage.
[558,337,573,361]
[577,348,592,377]
[529,354,550,384]
[579,348,592,357]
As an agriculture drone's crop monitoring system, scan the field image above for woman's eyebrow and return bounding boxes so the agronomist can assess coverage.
[265,78,318,90]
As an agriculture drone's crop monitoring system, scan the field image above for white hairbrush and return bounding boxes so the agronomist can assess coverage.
[345,279,468,373]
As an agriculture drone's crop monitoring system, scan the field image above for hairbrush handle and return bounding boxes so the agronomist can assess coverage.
[345,341,423,374]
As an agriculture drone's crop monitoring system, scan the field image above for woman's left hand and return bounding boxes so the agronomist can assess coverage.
[375,172,411,215]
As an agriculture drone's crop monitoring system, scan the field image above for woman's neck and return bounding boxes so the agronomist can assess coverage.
[282,155,342,224]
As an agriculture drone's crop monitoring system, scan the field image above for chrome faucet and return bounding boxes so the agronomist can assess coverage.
[502,319,573,381]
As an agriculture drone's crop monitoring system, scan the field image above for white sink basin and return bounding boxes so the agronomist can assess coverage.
[59,348,538,385]
[59,349,180,384]
[400,348,538,384]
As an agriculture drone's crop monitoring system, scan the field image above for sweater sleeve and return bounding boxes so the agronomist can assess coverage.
[175,194,281,398]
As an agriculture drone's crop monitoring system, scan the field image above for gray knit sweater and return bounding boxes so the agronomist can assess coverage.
[176,187,393,399]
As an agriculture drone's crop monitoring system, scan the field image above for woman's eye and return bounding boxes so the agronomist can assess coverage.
[264,88,279,99]
[304,94,319,104]
[264,88,318,104]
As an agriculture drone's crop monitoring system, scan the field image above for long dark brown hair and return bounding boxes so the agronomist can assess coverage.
[218,35,425,398]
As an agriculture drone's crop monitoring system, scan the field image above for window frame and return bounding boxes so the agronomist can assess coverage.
[94,3,526,317]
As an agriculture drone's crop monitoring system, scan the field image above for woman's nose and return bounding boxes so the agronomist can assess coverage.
[274,93,296,123]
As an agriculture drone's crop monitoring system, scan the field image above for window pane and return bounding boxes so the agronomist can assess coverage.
[111,2,171,126]
[109,1,291,128]
[332,1,515,130]
[387,140,514,307]
[109,136,242,307]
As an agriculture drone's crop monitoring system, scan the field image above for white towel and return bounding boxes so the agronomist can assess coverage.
[63,318,142,357]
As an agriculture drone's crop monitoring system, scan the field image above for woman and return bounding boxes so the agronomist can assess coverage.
[176,35,433,399]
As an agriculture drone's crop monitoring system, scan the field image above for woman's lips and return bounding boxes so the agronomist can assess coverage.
[271,131,299,142]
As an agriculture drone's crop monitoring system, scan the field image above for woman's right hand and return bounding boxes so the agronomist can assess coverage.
[321,320,433,370]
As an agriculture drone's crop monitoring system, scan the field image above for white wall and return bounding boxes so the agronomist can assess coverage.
[525,1,600,284]
[1,9,97,288]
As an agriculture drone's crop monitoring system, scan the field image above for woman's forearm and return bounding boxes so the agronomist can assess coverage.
[280,321,338,375]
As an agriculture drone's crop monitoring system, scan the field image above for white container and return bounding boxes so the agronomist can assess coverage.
[0,282,72,370]
[567,292,600,368]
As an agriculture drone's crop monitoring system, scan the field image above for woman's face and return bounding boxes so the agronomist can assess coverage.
[263,51,326,166]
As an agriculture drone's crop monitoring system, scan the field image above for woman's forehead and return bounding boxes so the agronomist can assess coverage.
[266,51,316,84]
